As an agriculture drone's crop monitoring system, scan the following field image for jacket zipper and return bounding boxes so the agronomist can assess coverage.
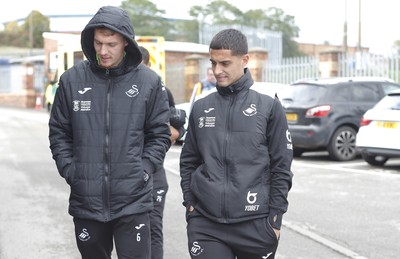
[103,69,111,222]
[222,94,235,222]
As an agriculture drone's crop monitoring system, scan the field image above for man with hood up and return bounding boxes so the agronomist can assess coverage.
[48,6,171,259]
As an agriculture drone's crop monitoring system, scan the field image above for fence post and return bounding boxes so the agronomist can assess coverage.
[248,48,268,82]
[184,54,205,102]
[22,62,36,108]
[318,50,342,78]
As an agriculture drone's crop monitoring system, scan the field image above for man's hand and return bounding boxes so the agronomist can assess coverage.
[273,228,280,239]
[170,126,180,144]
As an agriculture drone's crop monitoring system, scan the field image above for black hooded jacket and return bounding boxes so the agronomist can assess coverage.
[180,69,293,229]
[49,6,171,222]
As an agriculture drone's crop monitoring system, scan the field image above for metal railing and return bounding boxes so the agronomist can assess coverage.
[265,56,319,84]
[263,53,400,85]
[339,52,400,82]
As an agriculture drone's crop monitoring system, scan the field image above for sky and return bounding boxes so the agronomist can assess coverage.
[0,0,399,55]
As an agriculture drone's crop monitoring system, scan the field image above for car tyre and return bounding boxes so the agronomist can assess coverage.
[361,153,388,166]
[328,126,357,161]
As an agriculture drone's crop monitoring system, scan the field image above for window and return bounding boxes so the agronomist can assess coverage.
[351,83,380,102]
[329,84,349,102]
[382,83,400,95]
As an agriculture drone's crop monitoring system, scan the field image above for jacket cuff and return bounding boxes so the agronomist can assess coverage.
[183,200,195,209]
[269,209,283,230]
[178,127,186,140]
[142,158,155,175]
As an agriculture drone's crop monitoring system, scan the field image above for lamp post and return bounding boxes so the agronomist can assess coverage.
[342,0,348,54]
[357,0,362,52]
[29,11,33,55]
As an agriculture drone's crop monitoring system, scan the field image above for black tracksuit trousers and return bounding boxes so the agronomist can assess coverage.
[73,213,150,259]
[186,211,279,259]
[150,168,168,259]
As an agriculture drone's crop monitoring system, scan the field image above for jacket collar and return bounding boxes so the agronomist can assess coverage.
[216,68,254,96]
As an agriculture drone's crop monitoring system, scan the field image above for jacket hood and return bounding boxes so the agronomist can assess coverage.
[81,6,142,69]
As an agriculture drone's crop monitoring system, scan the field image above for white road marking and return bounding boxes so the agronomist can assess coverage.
[165,147,398,259]
[283,220,368,259]
[293,160,400,178]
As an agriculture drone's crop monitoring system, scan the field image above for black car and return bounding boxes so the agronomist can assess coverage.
[280,77,400,161]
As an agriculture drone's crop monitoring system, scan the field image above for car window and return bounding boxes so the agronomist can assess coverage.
[329,84,350,102]
[381,83,400,95]
[351,83,381,102]
[280,84,325,106]
[374,94,400,110]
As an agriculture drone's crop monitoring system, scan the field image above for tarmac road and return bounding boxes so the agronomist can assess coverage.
[1,106,399,259]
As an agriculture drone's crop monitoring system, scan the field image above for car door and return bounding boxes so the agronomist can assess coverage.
[349,82,382,125]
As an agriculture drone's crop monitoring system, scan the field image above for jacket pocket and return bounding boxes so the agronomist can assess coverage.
[265,216,279,242]
[185,207,198,222]
[63,161,76,185]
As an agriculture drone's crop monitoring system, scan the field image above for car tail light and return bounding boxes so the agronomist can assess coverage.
[360,116,371,127]
[305,105,331,117]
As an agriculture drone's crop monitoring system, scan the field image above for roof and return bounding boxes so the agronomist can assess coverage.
[292,76,395,85]
[164,41,208,54]
[10,55,45,64]
[43,32,209,54]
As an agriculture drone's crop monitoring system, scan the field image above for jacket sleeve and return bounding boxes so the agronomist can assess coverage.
[266,97,294,229]
[179,104,202,209]
[166,87,186,141]
[48,80,74,183]
[177,125,186,140]
[142,78,172,175]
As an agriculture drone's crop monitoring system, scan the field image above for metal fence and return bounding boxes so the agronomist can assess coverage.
[165,62,186,104]
[0,64,11,93]
[263,53,400,85]
[338,52,400,82]
[200,23,283,61]
[0,62,46,93]
[264,56,319,84]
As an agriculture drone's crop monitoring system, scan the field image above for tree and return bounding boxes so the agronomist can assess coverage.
[0,21,22,47]
[0,11,49,48]
[393,40,400,55]
[189,0,242,25]
[166,19,199,42]
[120,0,170,37]
[189,1,303,57]
[21,11,50,48]
[241,7,302,57]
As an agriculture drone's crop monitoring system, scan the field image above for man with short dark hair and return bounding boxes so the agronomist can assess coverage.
[180,28,293,259]
[49,6,171,259]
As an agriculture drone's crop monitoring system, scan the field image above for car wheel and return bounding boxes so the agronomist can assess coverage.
[328,126,357,161]
[361,153,388,166]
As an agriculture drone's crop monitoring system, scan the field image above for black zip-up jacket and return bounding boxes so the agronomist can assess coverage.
[49,6,171,222]
[180,69,293,229]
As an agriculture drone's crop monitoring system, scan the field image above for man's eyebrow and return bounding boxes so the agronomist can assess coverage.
[209,58,231,63]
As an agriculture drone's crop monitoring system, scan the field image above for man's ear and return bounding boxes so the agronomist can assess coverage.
[242,54,250,67]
